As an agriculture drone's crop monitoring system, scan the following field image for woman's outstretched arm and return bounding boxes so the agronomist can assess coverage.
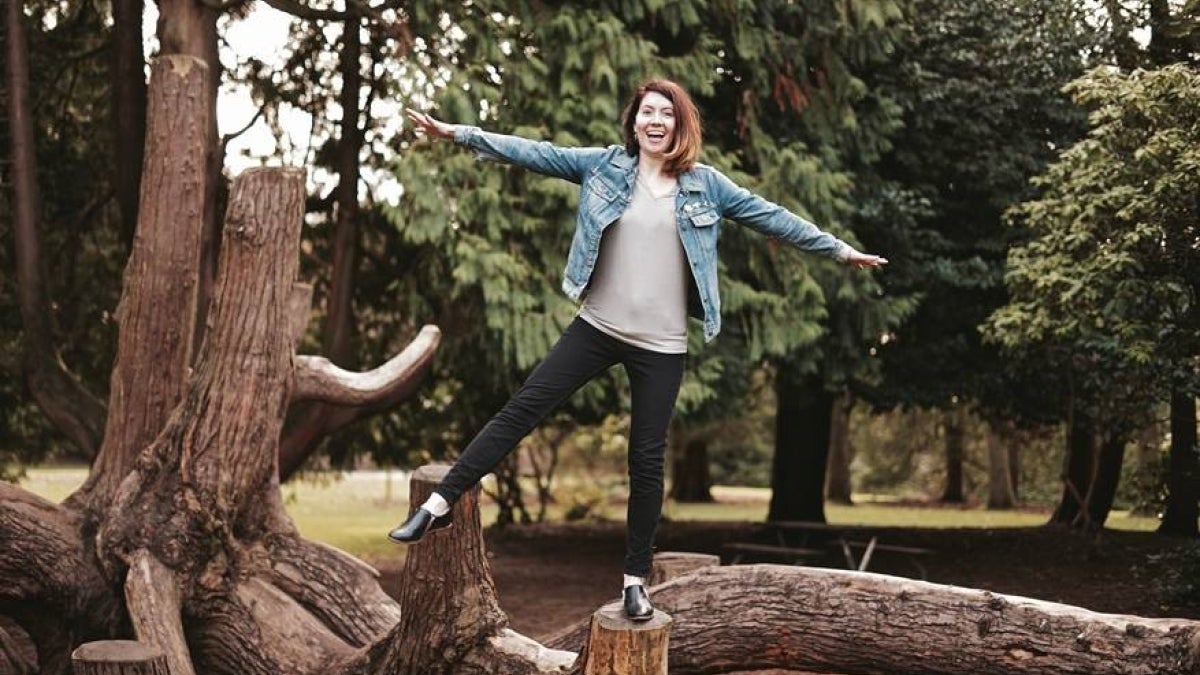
[406,109,608,185]
[707,168,887,269]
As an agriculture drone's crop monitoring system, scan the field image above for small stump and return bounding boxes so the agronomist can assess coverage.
[581,604,672,675]
[71,641,168,675]
[648,551,720,586]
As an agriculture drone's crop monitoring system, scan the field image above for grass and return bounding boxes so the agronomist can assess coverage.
[15,467,1160,562]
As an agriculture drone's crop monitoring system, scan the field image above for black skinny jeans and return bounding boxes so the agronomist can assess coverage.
[434,317,685,577]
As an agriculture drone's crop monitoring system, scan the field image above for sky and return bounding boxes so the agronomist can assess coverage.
[142,3,405,203]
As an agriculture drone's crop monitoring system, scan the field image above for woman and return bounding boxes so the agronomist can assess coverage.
[389,79,887,621]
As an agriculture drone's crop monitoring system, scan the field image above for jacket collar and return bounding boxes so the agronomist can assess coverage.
[610,149,703,193]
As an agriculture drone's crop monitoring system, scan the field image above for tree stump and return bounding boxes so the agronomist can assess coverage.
[71,641,168,675]
[580,605,672,675]
[647,552,720,586]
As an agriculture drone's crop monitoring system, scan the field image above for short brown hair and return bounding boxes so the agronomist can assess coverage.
[621,79,703,176]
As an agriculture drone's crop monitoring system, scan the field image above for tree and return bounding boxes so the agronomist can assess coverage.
[860,0,1098,508]
[986,65,1200,535]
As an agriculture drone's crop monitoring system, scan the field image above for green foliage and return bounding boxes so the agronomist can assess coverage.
[865,0,1098,416]
[985,64,1200,425]
[1,0,123,464]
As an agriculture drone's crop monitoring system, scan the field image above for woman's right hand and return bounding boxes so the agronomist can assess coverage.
[405,108,456,140]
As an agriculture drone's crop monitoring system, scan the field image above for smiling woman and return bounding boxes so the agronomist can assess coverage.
[391,78,888,622]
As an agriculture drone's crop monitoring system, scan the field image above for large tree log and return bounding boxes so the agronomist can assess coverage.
[0,615,38,675]
[548,565,1200,675]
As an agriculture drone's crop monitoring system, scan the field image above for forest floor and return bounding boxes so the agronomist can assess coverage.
[377,516,1198,643]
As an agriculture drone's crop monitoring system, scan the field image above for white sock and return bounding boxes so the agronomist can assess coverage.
[421,493,450,517]
[623,574,645,589]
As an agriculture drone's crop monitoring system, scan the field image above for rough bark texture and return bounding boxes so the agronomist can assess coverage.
[124,551,194,675]
[581,606,671,675]
[549,565,1200,675]
[647,552,719,586]
[0,615,38,675]
[336,465,574,675]
[75,55,209,510]
[71,641,168,675]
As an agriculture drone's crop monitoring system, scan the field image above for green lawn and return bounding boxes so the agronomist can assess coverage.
[16,467,1160,562]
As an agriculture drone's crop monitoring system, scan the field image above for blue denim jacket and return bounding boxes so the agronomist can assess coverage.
[453,125,852,342]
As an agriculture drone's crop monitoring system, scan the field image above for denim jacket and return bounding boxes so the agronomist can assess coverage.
[453,125,852,342]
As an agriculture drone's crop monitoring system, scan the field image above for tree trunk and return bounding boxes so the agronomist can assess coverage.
[768,368,832,523]
[1008,442,1021,501]
[110,0,147,249]
[1159,389,1198,536]
[986,420,1015,510]
[940,403,965,503]
[70,641,168,675]
[342,465,575,675]
[279,15,364,476]
[579,607,670,675]
[155,0,222,361]
[1049,405,1096,527]
[4,0,106,457]
[547,565,1200,675]
[824,392,854,505]
[1085,429,1128,528]
[70,55,210,511]
[670,437,714,503]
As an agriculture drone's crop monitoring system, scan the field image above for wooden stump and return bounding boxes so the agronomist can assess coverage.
[71,641,168,675]
[581,605,672,675]
[648,551,720,586]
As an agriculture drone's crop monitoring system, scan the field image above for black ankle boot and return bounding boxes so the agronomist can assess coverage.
[622,584,654,621]
[387,507,453,543]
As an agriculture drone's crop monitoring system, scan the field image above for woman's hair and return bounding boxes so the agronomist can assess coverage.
[621,79,702,175]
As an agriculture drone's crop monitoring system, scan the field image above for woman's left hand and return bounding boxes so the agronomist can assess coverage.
[846,250,889,269]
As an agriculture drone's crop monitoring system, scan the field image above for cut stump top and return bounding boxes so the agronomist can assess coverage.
[594,604,673,631]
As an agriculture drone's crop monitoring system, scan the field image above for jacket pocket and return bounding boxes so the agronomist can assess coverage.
[689,208,720,227]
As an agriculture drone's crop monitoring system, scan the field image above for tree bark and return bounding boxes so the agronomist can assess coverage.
[1085,429,1128,528]
[580,606,670,675]
[941,403,965,503]
[548,565,1200,675]
[670,437,714,503]
[110,0,147,249]
[1049,405,1096,527]
[5,0,106,457]
[986,420,1016,510]
[343,465,575,675]
[71,641,168,675]
[824,392,854,505]
[154,0,221,361]
[0,614,38,674]
[647,552,719,586]
[768,368,832,523]
[1159,389,1198,536]
[70,56,209,512]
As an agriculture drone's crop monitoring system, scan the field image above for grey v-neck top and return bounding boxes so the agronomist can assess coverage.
[578,178,689,354]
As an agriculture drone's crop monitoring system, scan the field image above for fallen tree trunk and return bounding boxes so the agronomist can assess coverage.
[548,564,1200,675]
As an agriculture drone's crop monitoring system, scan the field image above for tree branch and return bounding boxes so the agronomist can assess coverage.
[125,550,197,675]
[291,325,440,405]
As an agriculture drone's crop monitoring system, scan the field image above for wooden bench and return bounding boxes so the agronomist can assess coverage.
[722,542,824,565]
[753,520,935,578]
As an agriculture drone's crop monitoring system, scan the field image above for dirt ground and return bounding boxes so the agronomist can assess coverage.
[378,517,1198,643]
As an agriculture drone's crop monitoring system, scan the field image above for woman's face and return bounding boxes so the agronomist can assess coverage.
[633,91,676,159]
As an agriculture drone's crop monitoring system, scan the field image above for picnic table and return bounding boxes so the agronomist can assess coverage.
[723,520,934,578]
